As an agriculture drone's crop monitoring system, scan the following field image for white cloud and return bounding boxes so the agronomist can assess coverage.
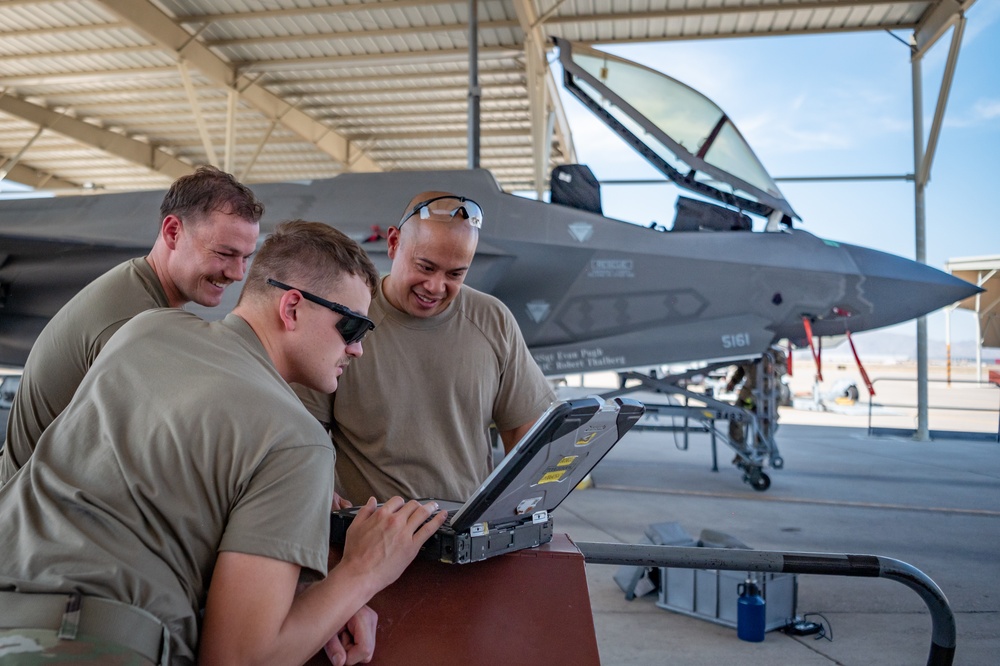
[942,98,1000,128]
[973,99,1000,120]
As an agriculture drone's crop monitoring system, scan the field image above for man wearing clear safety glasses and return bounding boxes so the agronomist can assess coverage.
[317,190,555,506]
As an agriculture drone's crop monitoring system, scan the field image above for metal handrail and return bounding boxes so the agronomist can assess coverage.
[576,541,956,666]
[866,376,1000,441]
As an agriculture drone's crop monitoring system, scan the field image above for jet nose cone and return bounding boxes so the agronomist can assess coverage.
[840,242,982,328]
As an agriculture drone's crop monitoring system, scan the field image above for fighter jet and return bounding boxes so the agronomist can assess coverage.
[0,40,979,490]
[0,38,978,375]
[0,161,976,372]
[0,40,977,375]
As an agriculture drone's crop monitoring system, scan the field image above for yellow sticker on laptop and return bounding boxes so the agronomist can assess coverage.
[538,470,567,484]
[575,432,598,446]
[557,456,578,467]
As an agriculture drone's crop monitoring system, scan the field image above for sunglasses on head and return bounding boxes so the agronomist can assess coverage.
[267,278,375,346]
[397,195,483,230]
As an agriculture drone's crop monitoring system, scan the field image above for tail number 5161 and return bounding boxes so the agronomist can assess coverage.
[722,333,750,349]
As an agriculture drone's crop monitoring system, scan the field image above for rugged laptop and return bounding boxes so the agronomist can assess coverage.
[330,395,645,564]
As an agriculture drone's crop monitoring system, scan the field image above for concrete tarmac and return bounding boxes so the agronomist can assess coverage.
[555,406,999,665]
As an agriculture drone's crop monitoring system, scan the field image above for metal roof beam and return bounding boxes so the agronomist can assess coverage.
[237,46,520,73]
[332,109,528,121]
[0,0,72,6]
[384,157,534,167]
[94,0,380,173]
[61,99,242,113]
[176,0,464,24]
[178,61,219,167]
[2,45,166,62]
[0,159,76,190]
[514,0,576,195]
[0,93,194,180]
[347,129,529,141]
[4,69,522,98]
[0,68,179,87]
[206,20,520,48]
[371,149,536,158]
[547,0,919,26]
[0,22,125,38]
[582,23,915,45]
[916,12,966,188]
[349,120,530,131]
[278,82,527,99]
[309,96,527,110]
[0,126,44,182]
[913,0,975,58]
[267,67,523,87]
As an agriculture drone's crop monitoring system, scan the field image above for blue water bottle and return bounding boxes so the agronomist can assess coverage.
[737,576,766,642]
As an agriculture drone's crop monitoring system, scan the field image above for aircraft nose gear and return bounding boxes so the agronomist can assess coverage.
[598,349,786,491]
[743,467,772,492]
[732,451,773,492]
[724,350,785,490]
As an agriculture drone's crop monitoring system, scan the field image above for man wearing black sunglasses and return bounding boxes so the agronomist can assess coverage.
[0,220,447,665]
[312,190,555,506]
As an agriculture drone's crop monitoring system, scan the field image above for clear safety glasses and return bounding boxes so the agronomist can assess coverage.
[397,195,483,230]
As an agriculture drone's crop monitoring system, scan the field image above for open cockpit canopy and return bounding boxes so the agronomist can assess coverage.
[555,37,798,226]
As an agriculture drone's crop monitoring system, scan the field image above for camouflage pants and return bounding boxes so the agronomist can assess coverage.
[0,629,154,665]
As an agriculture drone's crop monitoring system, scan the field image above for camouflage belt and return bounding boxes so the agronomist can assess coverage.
[0,591,169,666]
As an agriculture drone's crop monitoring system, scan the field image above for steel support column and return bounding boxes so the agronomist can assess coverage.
[910,12,967,441]
[467,0,481,169]
[912,54,930,441]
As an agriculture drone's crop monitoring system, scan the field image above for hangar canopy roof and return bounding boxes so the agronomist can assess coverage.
[947,255,1000,348]
[0,0,972,195]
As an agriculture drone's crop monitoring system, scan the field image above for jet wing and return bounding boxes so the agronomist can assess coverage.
[0,234,148,366]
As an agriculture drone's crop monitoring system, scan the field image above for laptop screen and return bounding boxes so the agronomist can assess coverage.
[449,396,644,532]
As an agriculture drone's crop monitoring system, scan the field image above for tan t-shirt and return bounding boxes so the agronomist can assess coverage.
[329,279,554,503]
[1,257,169,484]
[0,311,334,664]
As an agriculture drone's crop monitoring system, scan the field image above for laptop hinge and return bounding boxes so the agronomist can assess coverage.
[532,510,549,525]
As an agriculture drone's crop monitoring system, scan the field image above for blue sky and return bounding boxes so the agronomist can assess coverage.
[550,2,1000,349]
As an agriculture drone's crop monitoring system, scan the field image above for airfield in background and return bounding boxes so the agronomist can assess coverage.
[557,328,1000,441]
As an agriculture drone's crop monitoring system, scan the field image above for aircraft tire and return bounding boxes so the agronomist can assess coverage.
[778,383,792,407]
[745,471,771,492]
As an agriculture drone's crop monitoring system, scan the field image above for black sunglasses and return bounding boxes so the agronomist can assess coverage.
[267,278,375,346]
[397,195,483,229]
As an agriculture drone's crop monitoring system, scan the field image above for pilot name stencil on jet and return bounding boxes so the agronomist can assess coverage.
[534,347,627,374]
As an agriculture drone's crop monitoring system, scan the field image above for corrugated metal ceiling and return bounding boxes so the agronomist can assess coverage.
[0,0,970,195]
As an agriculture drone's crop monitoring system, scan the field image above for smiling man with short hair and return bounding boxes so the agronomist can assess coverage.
[323,190,555,504]
[1,166,262,484]
[0,220,446,665]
